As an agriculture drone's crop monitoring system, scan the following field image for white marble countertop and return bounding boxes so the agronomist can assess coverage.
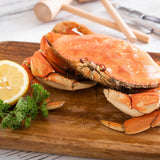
[0,0,160,160]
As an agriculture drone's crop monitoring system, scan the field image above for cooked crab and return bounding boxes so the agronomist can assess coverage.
[22,21,160,134]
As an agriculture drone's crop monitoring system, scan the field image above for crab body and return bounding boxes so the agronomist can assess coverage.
[52,33,160,89]
[22,21,160,134]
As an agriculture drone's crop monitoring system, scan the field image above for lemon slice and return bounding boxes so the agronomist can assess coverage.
[0,60,29,105]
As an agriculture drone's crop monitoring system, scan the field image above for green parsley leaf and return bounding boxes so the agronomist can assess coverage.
[40,101,48,117]
[0,100,10,119]
[32,83,50,104]
[0,84,50,130]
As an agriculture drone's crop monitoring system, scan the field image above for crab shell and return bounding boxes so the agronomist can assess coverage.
[30,21,160,90]
[49,33,160,90]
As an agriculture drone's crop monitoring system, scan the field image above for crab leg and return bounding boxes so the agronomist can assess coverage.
[124,110,160,134]
[47,101,65,110]
[102,88,160,134]
[101,109,160,134]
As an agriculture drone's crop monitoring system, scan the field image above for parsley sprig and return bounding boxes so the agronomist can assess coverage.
[0,83,49,130]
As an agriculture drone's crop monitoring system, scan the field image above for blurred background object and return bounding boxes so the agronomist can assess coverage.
[113,3,160,36]
[33,0,149,43]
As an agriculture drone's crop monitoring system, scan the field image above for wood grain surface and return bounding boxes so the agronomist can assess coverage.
[0,41,160,160]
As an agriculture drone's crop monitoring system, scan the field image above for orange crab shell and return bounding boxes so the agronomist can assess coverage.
[50,34,160,89]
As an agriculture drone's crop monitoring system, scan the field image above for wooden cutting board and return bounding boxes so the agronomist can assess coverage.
[0,41,160,160]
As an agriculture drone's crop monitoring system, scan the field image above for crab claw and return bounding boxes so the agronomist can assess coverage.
[22,58,41,92]
[28,48,96,91]
[103,88,160,117]
[103,89,143,117]
[22,58,34,85]
[30,50,55,78]
[103,88,160,134]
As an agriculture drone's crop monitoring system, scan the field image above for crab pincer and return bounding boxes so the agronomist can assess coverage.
[102,88,160,134]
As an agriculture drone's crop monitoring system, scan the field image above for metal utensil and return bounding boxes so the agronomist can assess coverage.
[118,13,160,35]
[113,3,160,23]
[113,3,160,35]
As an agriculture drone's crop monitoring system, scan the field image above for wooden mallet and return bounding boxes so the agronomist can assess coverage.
[34,0,150,43]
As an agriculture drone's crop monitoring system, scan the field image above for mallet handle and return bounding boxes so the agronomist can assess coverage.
[99,0,137,43]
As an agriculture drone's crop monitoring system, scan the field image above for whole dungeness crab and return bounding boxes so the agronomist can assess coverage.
[22,21,160,134]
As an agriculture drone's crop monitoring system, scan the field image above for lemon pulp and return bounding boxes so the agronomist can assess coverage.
[0,60,29,105]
